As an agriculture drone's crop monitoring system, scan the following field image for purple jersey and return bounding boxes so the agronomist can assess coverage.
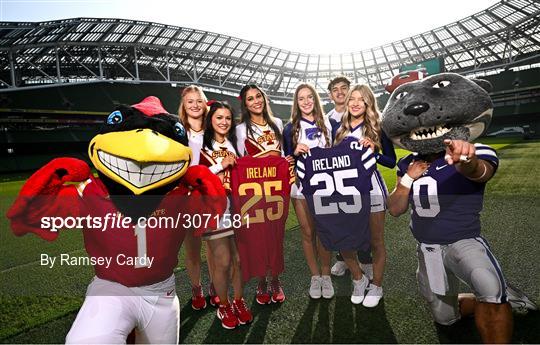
[397,143,499,244]
[297,138,376,251]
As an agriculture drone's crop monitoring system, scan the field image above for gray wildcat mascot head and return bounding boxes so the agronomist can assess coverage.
[381,72,493,154]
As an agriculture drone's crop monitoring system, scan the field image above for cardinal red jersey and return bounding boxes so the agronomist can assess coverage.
[79,176,186,287]
[230,155,292,281]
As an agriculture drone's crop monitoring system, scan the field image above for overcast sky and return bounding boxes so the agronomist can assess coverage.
[1,0,499,53]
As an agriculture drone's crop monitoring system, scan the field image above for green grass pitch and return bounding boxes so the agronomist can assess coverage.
[0,137,538,343]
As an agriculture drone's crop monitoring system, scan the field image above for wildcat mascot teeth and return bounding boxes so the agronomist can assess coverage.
[381,72,493,154]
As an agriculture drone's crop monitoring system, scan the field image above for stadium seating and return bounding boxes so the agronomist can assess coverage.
[0,68,537,173]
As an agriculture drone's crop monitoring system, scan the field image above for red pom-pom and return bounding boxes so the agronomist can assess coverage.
[206,100,216,106]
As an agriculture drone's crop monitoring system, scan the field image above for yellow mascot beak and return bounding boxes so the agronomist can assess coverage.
[89,129,191,195]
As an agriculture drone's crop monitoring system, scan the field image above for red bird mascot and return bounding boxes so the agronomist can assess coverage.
[7,96,226,344]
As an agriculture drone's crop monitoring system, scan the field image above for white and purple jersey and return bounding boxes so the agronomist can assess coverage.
[335,122,396,169]
[397,143,499,244]
[337,123,396,211]
[297,138,376,251]
[283,117,333,155]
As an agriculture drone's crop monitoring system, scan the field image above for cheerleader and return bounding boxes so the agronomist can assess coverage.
[283,83,336,300]
[236,84,284,157]
[333,84,396,306]
[236,84,288,304]
[178,85,219,310]
[199,101,253,330]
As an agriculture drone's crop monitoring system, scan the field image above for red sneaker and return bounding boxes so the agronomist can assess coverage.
[208,283,220,307]
[256,279,271,305]
[191,285,207,310]
[232,298,253,325]
[217,303,239,330]
[270,279,285,303]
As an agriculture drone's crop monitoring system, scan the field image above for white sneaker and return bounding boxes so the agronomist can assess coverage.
[309,276,322,299]
[351,275,369,304]
[506,283,538,311]
[331,260,348,276]
[361,263,374,281]
[362,283,383,308]
[321,275,335,299]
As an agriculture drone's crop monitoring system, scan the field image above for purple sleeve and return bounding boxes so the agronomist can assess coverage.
[474,143,499,175]
[330,118,340,142]
[283,122,294,157]
[375,131,397,169]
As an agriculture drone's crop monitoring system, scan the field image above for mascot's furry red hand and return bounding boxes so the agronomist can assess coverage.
[7,157,90,240]
[6,96,226,286]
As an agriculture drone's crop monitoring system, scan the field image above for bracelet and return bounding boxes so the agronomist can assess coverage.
[468,162,488,181]
[400,173,415,189]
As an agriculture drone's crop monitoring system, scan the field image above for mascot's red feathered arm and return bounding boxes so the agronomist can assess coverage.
[171,165,227,235]
[6,158,91,241]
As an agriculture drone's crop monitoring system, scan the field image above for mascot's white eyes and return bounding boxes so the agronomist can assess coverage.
[395,91,408,100]
[174,122,186,137]
[107,110,123,124]
[433,80,451,88]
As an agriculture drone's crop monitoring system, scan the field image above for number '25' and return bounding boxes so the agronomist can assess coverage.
[238,181,283,224]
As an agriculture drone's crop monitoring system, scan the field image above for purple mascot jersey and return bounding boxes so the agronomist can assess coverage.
[397,143,499,245]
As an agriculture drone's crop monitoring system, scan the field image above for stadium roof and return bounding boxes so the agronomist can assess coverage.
[0,0,538,100]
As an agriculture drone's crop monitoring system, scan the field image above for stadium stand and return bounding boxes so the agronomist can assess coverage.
[1,66,538,173]
[482,68,539,135]
[0,0,538,172]
[0,82,297,172]
[0,81,295,118]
